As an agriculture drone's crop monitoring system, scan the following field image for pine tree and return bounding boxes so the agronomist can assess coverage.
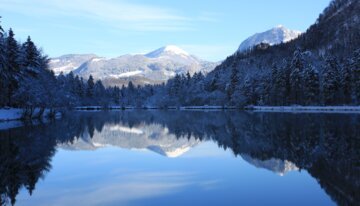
[169,74,182,96]
[5,28,21,106]
[322,56,340,105]
[275,61,289,105]
[74,76,85,98]
[289,50,305,105]
[186,71,191,83]
[86,75,95,98]
[242,75,255,105]
[0,16,5,69]
[303,65,320,105]
[94,80,105,97]
[128,81,135,91]
[350,49,360,103]
[0,17,6,106]
[22,36,40,68]
[6,28,20,72]
[227,67,239,103]
[340,60,352,104]
[270,63,279,105]
[207,72,219,92]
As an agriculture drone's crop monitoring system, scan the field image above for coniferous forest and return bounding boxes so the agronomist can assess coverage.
[0,0,359,110]
[0,17,120,111]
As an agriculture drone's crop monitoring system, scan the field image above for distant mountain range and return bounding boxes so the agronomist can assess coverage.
[237,25,302,53]
[49,46,218,86]
[59,123,200,158]
[49,27,302,86]
[58,121,298,175]
[49,54,98,75]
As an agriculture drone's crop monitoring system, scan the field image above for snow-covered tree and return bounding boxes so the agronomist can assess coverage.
[206,72,219,92]
[86,75,95,98]
[276,61,290,105]
[322,56,340,105]
[340,60,352,104]
[303,65,320,105]
[22,36,40,68]
[94,80,106,104]
[350,49,360,103]
[4,28,21,106]
[0,17,7,106]
[6,28,20,73]
[227,67,239,103]
[74,76,85,98]
[289,50,305,104]
[269,63,278,105]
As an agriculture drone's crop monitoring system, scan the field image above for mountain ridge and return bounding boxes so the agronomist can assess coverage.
[237,25,302,53]
[50,45,218,86]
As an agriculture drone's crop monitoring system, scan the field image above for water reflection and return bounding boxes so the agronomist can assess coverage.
[0,111,359,205]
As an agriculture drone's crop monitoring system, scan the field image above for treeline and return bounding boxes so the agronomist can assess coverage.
[118,72,211,107]
[0,18,120,111]
[115,48,360,107]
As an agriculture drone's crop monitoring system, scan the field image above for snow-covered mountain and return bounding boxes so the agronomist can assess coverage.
[237,25,302,53]
[50,45,218,86]
[241,154,298,176]
[49,54,97,75]
[59,123,200,158]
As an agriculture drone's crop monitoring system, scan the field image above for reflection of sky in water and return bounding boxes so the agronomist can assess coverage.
[6,110,354,205]
[16,139,335,206]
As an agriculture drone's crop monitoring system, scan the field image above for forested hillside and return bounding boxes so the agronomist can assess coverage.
[117,0,360,107]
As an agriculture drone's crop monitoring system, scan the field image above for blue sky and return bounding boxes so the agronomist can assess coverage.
[0,0,331,61]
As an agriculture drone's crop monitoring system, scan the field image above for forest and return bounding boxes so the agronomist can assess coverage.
[0,17,120,114]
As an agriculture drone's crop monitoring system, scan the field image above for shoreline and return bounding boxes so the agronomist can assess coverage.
[73,105,360,113]
[2,105,360,130]
[244,106,360,113]
[0,108,62,122]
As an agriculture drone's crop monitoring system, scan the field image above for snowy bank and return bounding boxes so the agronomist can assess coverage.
[74,106,135,110]
[179,106,236,110]
[0,108,59,121]
[0,108,23,121]
[74,105,237,110]
[245,106,360,113]
[0,109,62,131]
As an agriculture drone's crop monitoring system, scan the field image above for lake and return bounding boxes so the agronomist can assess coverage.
[0,111,358,206]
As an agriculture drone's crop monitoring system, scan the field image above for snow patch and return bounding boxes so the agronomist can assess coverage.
[164,146,191,158]
[91,58,105,62]
[109,125,144,134]
[50,59,60,63]
[52,64,77,75]
[110,70,143,78]
[146,45,189,58]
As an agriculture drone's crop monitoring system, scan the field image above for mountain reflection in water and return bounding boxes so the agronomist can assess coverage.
[0,111,359,206]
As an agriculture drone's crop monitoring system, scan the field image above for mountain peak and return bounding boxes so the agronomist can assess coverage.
[237,25,302,53]
[146,45,189,58]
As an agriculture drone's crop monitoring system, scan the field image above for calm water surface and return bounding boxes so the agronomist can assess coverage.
[0,111,358,206]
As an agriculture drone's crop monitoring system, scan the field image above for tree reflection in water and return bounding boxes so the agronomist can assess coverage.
[0,111,359,205]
